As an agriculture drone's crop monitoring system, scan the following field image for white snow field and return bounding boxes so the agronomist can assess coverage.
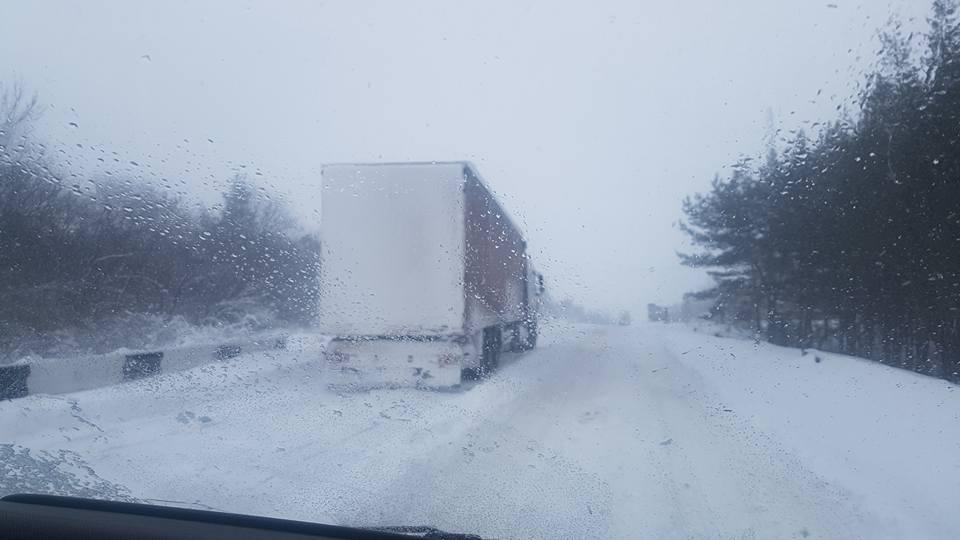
[2,322,958,539]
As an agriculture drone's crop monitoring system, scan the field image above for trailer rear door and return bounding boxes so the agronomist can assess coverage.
[318,163,466,337]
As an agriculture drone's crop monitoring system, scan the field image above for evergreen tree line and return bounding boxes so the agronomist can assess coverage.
[681,1,960,382]
[0,87,320,359]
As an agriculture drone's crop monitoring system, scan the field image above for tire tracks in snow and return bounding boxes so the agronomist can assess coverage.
[636,325,884,539]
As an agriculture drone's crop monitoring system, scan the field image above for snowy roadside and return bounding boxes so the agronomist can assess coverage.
[0,331,506,521]
[657,322,960,539]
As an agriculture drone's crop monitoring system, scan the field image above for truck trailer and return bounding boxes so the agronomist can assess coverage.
[318,162,543,387]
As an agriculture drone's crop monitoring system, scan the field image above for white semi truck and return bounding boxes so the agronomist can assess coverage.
[318,162,543,387]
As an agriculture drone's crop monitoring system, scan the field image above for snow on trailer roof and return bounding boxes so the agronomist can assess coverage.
[320,161,529,248]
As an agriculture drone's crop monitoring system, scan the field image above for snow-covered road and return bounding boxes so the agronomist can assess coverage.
[3,322,958,539]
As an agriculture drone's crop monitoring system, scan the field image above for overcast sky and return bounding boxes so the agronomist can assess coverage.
[1,0,932,314]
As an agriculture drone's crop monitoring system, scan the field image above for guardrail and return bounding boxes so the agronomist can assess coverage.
[0,333,299,401]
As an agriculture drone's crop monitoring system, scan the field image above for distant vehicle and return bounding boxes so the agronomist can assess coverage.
[318,162,544,387]
[618,311,632,326]
[647,303,669,322]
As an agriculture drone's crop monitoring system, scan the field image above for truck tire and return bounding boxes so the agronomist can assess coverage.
[509,322,524,353]
[526,321,538,350]
[481,327,501,377]
[518,318,537,351]
[527,319,540,350]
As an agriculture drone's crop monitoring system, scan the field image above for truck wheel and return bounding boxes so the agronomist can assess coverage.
[481,327,501,377]
[461,367,480,381]
[509,323,524,352]
[521,319,538,350]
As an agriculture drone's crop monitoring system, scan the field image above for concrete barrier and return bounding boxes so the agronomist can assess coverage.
[0,331,306,401]
[28,353,125,395]
[0,364,30,400]
[122,352,163,381]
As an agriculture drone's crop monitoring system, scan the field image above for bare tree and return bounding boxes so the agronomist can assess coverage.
[0,82,39,159]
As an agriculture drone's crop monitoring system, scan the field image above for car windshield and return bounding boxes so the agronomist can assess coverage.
[2,1,959,538]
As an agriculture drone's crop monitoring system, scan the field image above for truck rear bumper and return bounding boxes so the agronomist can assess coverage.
[324,337,464,388]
